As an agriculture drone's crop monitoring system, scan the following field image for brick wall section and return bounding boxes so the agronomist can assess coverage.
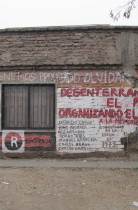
[0,25,137,67]
[0,30,118,66]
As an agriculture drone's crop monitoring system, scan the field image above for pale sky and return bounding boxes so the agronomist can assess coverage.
[0,0,138,29]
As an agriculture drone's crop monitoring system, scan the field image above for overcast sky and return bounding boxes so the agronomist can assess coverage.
[0,0,138,29]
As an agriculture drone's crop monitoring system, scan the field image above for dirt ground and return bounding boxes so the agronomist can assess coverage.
[0,167,138,210]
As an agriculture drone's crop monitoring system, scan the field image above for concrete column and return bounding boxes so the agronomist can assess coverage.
[121,31,137,87]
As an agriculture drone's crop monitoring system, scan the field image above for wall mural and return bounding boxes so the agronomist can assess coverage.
[0,69,137,154]
[0,132,56,153]
[2,130,25,153]
[57,87,138,153]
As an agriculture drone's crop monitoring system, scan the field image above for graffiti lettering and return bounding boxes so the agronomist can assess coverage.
[61,88,138,97]
[102,141,118,149]
[25,137,50,144]
[57,87,138,153]
[58,108,138,119]
[25,135,51,147]
[0,71,133,85]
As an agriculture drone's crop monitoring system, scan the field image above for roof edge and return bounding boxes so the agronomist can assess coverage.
[0,24,138,33]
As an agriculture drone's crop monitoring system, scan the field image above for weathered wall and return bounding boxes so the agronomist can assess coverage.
[0,25,138,155]
[0,27,121,66]
[0,26,138,66]
[57,87,138,153]
[121,130,138,154]
[0,68,137,154]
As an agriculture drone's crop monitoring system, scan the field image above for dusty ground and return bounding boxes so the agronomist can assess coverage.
[0,167,138,210]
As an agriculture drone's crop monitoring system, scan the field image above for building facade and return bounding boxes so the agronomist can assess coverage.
[0,25,138,155]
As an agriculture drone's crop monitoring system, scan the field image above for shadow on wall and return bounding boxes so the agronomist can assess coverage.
[121,130,138,154]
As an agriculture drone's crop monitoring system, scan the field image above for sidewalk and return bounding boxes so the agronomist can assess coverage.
[0,158,138,168]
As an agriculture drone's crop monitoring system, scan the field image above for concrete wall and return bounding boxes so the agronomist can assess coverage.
[0,25,138,155]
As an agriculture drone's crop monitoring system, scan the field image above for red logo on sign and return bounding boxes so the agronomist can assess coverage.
[4,132,23,151]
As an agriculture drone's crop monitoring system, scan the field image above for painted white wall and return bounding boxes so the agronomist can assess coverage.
[57,87,138,153]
